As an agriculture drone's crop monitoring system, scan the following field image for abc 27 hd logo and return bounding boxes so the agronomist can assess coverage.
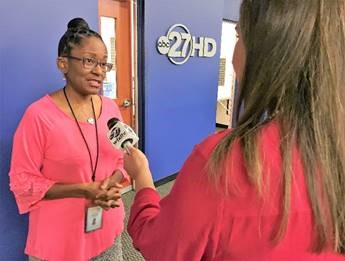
[156,24,217,65]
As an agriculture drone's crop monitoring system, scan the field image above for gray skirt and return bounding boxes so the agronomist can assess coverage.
[92,235,123,261]
[28,236,123,261]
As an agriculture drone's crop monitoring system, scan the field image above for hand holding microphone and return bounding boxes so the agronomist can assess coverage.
[123,146,155,191]
[106,118,154,190]
[106,117,147,176]
[107,118,139,154]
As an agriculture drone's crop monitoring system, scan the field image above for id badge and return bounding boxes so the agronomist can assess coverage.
[85,206,103,233]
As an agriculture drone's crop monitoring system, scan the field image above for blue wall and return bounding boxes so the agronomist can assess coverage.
[143,0,226,181]
[0,0,242,258]
[0,1,98,259]
[224,0,241,21]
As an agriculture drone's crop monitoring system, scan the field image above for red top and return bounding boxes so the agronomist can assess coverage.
[128,122,345,260]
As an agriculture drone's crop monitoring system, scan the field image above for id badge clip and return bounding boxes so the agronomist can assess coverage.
[85,206,103,233]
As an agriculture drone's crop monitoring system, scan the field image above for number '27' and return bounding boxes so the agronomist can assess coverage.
[168,32,192,58]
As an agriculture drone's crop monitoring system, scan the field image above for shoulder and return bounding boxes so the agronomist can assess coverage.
[257,121,281,151]
[101,96,118,107]
[194,129,234,158]
[256,121,281,168]
[19,95,56,130]
[23,95,52,120]
[100,96,122,119]
[101,96,120,112]
[194,122,280,159]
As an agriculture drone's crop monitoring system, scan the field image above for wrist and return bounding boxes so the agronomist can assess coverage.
[134,172,155,191]
[111,170,124,184]
[79,183,91,198]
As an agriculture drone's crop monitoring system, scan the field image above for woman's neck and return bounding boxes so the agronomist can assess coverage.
[63,85,94,106]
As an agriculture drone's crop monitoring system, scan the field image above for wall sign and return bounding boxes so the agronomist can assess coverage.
[157,24,217,65]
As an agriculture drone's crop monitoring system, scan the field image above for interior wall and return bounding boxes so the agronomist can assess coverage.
[224,0,241,21]
[0,1,98,259]
[0,0,243,258]
[143,0,242,181]
[143,0,224,181]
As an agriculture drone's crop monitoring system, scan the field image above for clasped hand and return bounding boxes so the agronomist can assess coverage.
[85,170,123,210]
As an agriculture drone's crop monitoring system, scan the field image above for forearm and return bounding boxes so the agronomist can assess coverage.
[44,183,87,200]
[134,171,155,192]
[123,146,156,191]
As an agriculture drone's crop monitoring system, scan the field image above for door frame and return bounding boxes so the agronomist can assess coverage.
[98,0,140,192]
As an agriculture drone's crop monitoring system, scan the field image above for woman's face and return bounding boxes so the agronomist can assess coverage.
[64,36,108,96]
[232,25,246,84]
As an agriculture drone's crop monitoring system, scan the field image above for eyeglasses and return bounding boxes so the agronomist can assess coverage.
[63,55,113,72]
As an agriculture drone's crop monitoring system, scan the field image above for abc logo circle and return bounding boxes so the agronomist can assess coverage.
[157,36,170,55]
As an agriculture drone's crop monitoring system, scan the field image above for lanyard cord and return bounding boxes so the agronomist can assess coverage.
[63,87,99,182]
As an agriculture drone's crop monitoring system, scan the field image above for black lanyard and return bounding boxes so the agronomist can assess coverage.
[63,87,99,182]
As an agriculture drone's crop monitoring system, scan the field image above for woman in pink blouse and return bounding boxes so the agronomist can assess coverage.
[124,0,345,260]
[9,18,127,261]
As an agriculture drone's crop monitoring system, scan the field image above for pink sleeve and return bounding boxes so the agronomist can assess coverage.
[115,164,130,183]
[113,150,129,183]
[127,146,224,260]
[9,107,56,214]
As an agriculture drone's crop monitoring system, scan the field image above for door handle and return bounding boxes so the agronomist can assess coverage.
[122,99,131,108]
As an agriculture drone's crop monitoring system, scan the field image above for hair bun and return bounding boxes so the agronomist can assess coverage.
[67,17,90,30]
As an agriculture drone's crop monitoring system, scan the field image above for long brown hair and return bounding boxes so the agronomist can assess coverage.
[209,0,345,253]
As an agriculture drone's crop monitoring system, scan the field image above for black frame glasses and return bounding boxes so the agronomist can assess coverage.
[63,55,113,72]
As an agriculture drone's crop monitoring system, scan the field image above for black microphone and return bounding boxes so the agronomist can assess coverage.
[107,118,139,153]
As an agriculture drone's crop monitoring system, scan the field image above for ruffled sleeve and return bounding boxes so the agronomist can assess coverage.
[9,105,56,214]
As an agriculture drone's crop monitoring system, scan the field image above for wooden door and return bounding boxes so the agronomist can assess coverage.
[98,0,133,128]
[99,0,133,190]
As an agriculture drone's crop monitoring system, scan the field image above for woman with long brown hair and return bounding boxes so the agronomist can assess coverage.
[124,0,345,260]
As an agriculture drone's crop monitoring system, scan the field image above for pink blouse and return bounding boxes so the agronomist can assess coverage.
[9,95,128,261]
